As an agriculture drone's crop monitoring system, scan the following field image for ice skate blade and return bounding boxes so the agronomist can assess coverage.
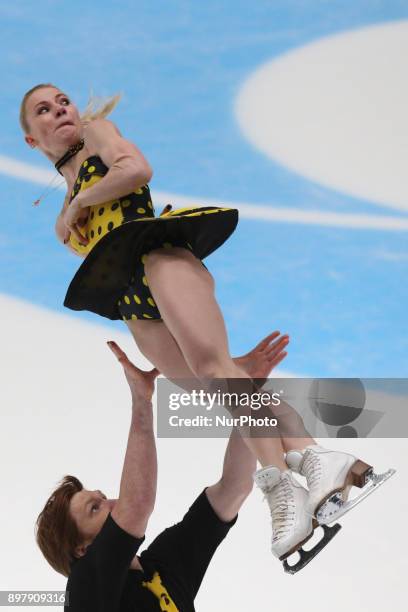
[282,523,342,575]
[316,468,396,525]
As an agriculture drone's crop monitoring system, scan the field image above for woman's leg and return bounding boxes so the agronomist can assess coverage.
[125,317,288,470]
[127,319,258,518]
[140,246,314,463]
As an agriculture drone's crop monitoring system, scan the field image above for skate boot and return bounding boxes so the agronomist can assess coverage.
[285,444,396,525]
[253,465,341,574]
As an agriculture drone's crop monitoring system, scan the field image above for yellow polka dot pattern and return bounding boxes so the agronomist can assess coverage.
[68,157,155,256]
[117,235,204,323]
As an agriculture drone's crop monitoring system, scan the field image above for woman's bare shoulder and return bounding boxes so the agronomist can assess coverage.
[82,118,126,161]
[83,118,122,140]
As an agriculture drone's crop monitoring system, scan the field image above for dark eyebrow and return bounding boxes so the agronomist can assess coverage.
[82,491,105,515]
[83,495,96,516]
[34,93,67,110]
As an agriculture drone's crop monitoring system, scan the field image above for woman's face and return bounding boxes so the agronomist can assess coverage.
[24,86,82,157]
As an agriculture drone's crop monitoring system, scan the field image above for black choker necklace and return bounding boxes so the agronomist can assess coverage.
[55,139,85,175]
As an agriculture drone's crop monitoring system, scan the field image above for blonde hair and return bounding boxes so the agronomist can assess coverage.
[80,90,122,124]
[19,83,122,133]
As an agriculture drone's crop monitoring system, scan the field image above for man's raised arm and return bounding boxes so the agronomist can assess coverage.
[107,340,159,538]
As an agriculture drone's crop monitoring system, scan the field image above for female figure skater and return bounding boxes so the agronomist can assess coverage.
[20,83,395,573]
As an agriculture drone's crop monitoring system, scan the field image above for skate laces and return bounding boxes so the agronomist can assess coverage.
[302,450,322,490]
[263,475,295,540]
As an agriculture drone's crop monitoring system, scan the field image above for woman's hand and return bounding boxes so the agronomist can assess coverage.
[107,340,160,403]
[63,196,90,245]
[55,211,71,245]
[55,212,81,255]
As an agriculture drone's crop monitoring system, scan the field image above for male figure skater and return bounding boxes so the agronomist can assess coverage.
[36,338,285,611]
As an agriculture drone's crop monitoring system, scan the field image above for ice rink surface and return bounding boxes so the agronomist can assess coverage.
[0,1,407,610]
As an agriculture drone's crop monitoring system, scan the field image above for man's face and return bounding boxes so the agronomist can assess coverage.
[69,489,117,558]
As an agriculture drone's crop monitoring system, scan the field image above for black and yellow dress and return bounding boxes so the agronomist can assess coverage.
[63,156,239,321]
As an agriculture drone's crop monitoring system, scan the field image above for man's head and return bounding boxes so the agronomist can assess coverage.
[36,475,116,577]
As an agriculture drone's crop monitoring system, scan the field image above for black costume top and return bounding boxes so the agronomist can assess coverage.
[65,513,188,612]
[64,488,238,612]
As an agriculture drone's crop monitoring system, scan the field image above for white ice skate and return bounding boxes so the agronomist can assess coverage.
[285,444,396,525]
[253,465,341,574]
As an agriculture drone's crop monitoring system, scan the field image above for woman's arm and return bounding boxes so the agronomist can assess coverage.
[75,118,153,209]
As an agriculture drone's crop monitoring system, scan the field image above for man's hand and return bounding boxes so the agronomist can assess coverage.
[234,331,289,382]
[107,331,287,402]
[107,340,160,403]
